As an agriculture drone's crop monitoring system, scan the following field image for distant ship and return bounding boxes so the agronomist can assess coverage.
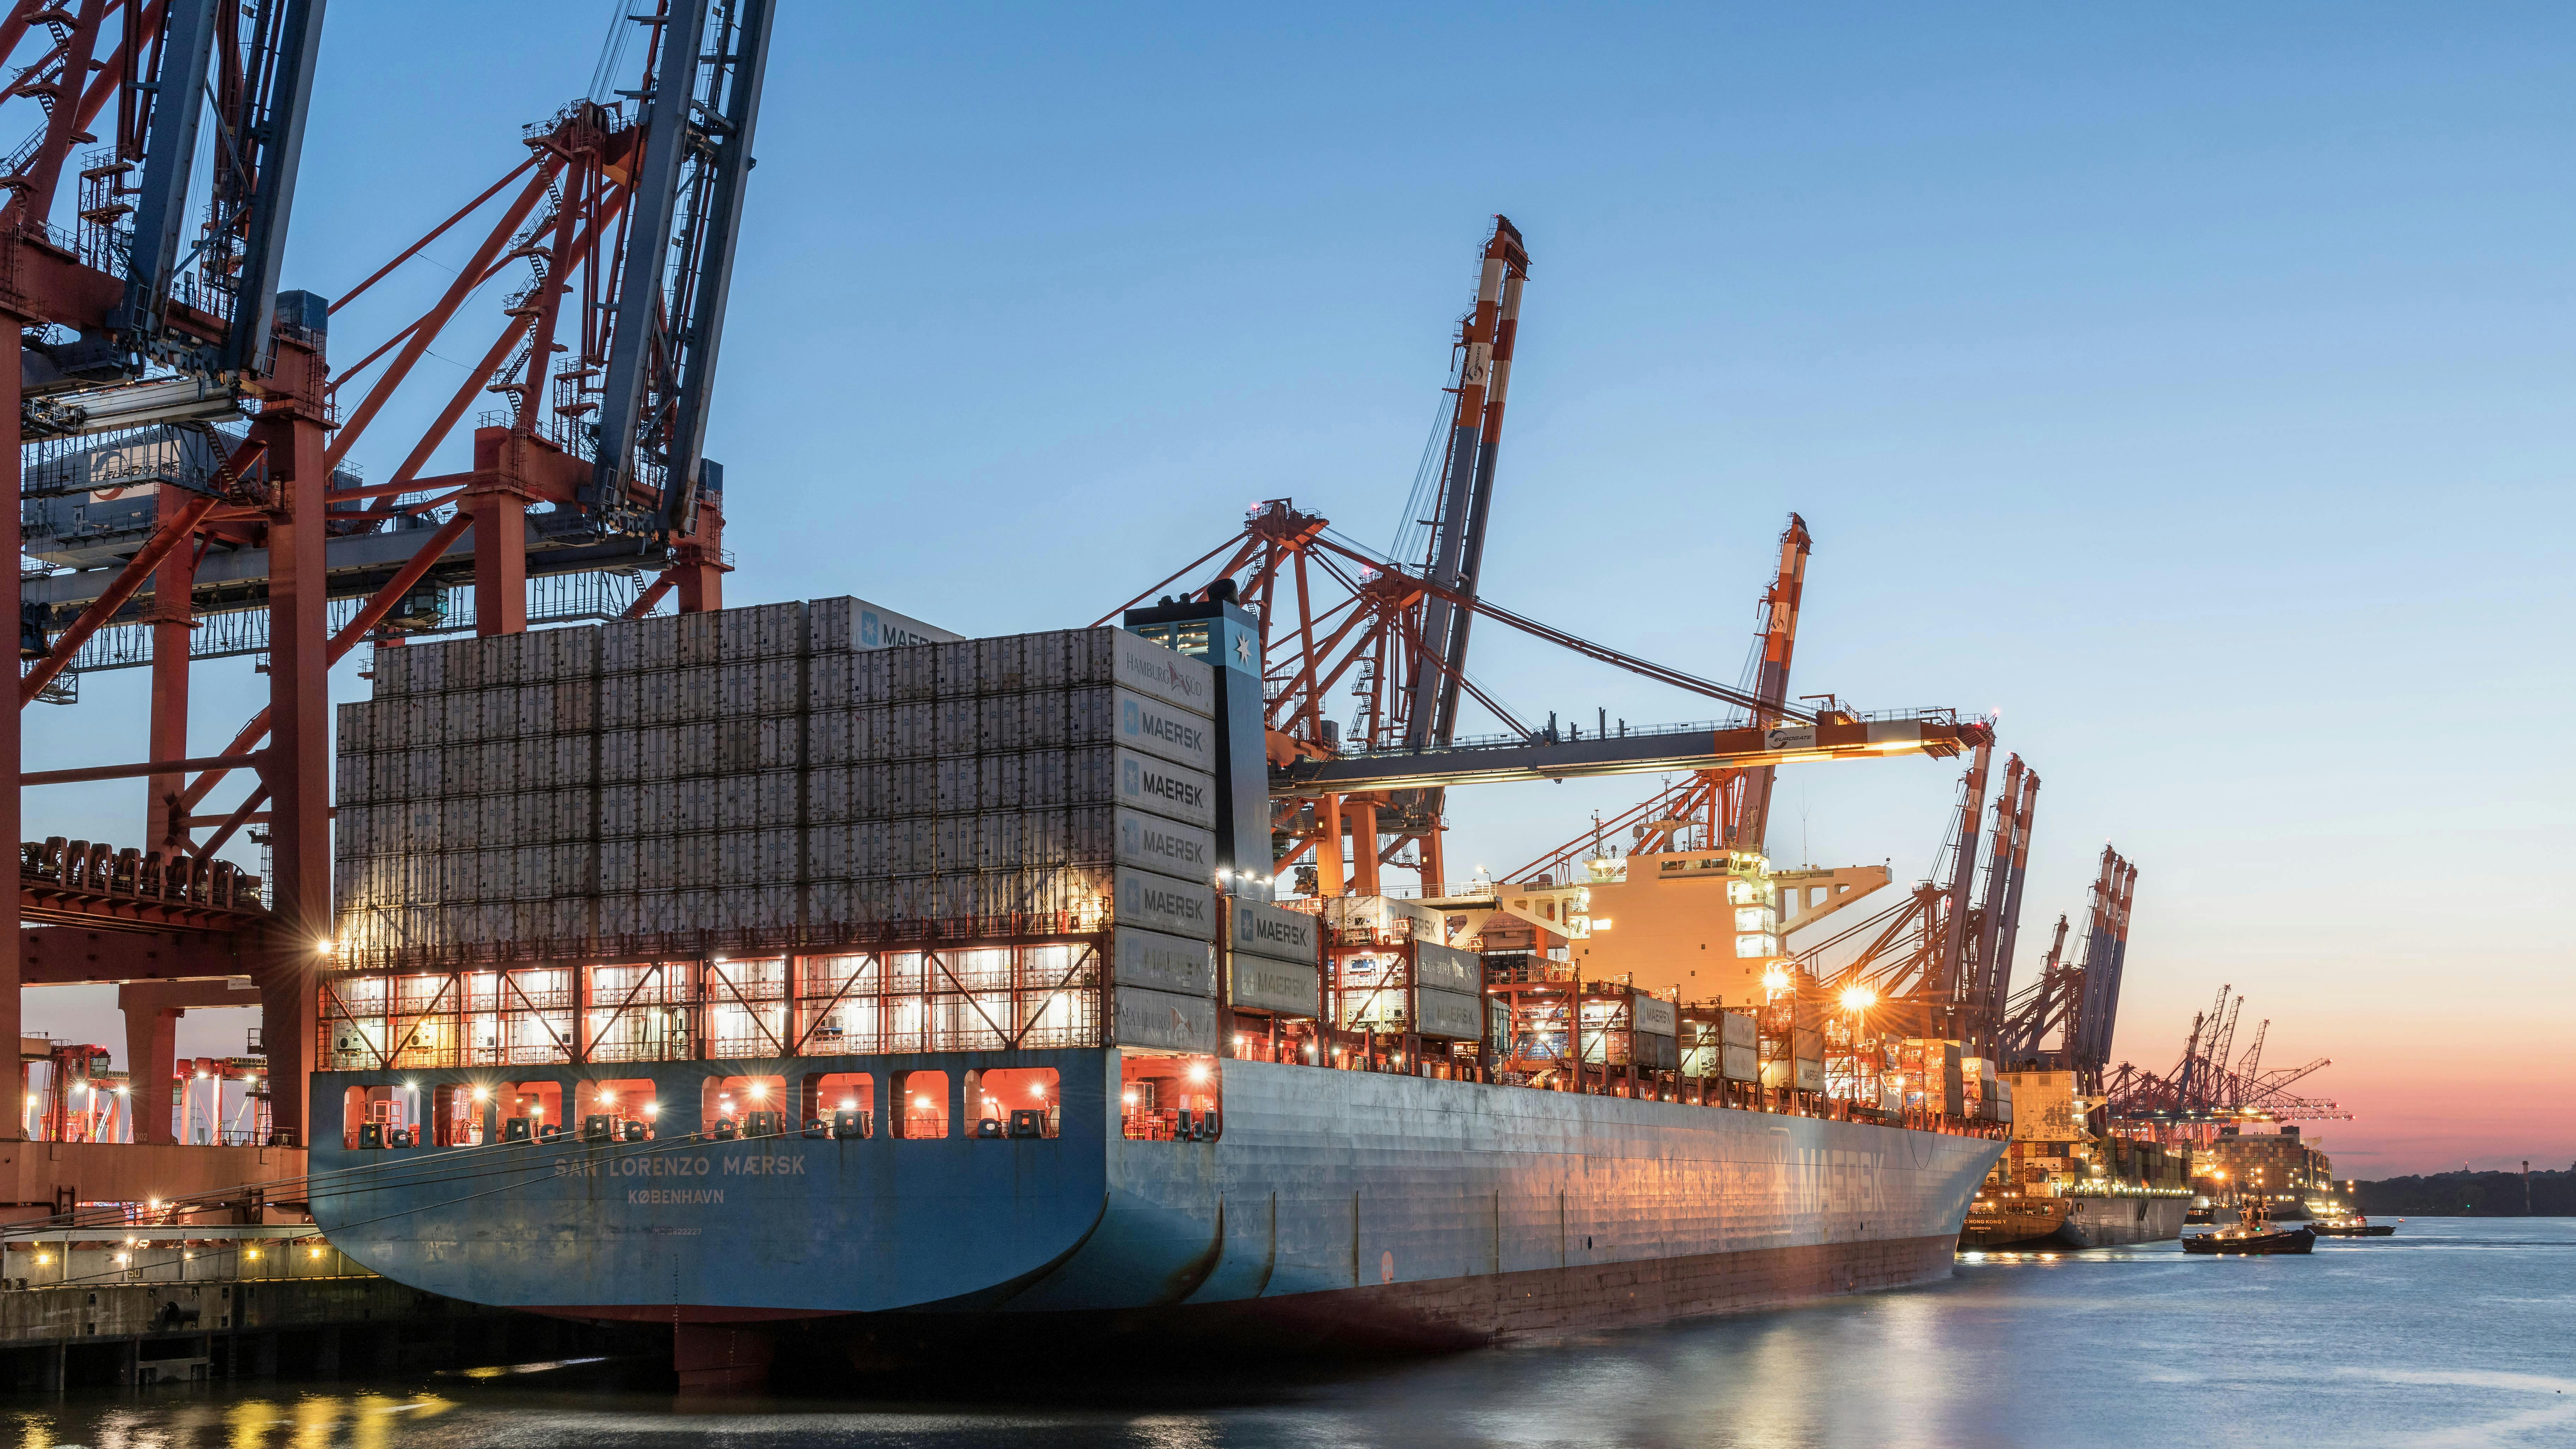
[1961,1071,2191,1250]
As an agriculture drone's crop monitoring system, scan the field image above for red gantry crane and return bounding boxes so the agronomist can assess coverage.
[13,2,775,1155]
[1104,225,1992,898]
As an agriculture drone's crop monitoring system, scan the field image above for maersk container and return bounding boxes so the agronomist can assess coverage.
[1324,894,1446,940]
[1112,867,1214,940]
[1111,927,1215,998]
[1111,983,1216,1053]
[1414,941,1481,995]
[1228,897,1317,965]
[1414,985,1483,1041]
[1229,952,1321,1017]
[1117,810,1214,885]
[1108,688,1217,775]
[1114,749,1215,831]
[807,596,962,655]
[1634,994,1678,1039]
[1721,1042,1760,1082]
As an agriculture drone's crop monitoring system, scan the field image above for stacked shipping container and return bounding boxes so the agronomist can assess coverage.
[326,601,1238,1070]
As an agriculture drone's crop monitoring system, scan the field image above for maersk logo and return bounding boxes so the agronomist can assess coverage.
[1123,759,1206,810]
[862,609,939,651]
[1123,818,1205,865]
[1122,699,1206,753]
[1253,918,1308,947]
[1134,883,1208,922]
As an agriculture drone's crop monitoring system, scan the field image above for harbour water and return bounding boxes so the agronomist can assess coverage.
[4,1218,2567,1448]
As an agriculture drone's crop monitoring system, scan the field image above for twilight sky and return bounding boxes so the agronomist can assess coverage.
[22,4,2570,1176]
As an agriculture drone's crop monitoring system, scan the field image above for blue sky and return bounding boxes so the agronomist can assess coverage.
[24,5,2570,1173]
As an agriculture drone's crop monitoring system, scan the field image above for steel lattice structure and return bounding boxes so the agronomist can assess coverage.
[8,2,775,1151]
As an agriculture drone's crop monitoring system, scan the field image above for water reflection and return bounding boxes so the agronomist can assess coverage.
[0,1220,2564,1449]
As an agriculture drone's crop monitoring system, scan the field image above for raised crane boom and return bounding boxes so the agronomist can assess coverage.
[586,0,776,545]
[1406,216,1531,750]
[1728,514,1813,852]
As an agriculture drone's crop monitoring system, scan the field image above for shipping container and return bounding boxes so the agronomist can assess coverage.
[1111,984,1217,1053]
[1111,927,1217,998]
[1115,808,1215,884]
[1228,952,1321,1017]
[1229,896,1319,965]
[1413,985,1484,1040]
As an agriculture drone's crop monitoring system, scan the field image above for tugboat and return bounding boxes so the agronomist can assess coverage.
[2183,1179,2315,1256]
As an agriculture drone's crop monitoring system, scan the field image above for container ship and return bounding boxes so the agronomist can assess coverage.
[1961,1070,2191,1249]
[310,594,2006,1388]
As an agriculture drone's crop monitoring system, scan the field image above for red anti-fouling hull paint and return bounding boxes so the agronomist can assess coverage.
[528,1234,1962,1350]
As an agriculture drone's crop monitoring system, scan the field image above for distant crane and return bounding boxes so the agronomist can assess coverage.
[1787,748,2042,1055]
[2101,984,2350,1139]
[1994,845,2136,1090]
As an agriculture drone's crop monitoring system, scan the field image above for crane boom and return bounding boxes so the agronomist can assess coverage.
[1406,217,1531,749]
[1277,714,1989,795]
[1728,513,1813,851]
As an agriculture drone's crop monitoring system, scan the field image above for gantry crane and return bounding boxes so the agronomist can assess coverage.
[1787,748,2042,1053]
[4,0,330,1145]
[1994,844,2136,1090]
[2101,984,2348,1141]
[12,2,776,1150]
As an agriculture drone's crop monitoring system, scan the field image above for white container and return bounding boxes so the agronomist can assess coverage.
[1633,994,1678,1038]
[1111,687,1217,774]
[676,778,720,834]
[551,677,596,733]
[1114,809,1214,884]
[753,716,797,771]
[806,709,852,766]
[808,650,853,704]
[371,645,415,695]
[1229,896,1319,964]
[599,838,639,894]
[1112,867,1215,940]
[887,702,934,758]
[804,880,850,927]
[1111,748,1213,830]
[675,612,722,668]
[1413,985,1483,1040]
[1112,927,1216,997]
[598,785,640,839]
[632,616,679,673]
[848,650,891,706]
[1413,941,1481,994]
[806,766,853,824]
[1229,952,1320,1017]
[933,696,977,756]
[600,619,644,674]
[1104,629,1216,719]
[336,701,373,754]
[1110,984,1217,1053]
[810,596,959,653]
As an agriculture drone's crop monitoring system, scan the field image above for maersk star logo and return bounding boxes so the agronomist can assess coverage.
[1122,759,1140,794]
[1122,699,1138,735]
[1234,634,1252,663]
[860,611,881,649]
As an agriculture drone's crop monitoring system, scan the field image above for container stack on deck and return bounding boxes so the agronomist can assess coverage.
[323,601,1267,1084]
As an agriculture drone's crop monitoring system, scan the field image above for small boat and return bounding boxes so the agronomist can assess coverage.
[2182,1189,2315,1255]
[2310,1214,2397,1237]
[2183,1222,2316,1254]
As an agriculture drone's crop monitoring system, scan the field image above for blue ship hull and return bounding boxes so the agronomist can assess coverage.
[309,1052,2000,1353]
